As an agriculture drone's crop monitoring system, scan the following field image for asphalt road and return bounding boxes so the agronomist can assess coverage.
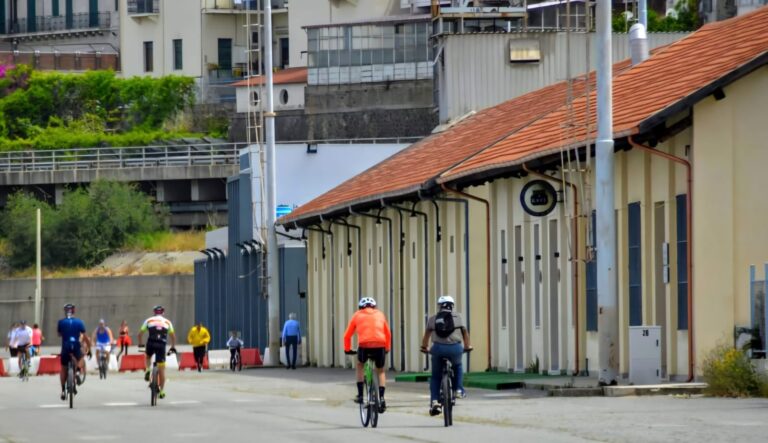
[1,367,766,442]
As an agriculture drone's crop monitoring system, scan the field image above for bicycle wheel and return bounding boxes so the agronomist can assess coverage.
[369,366,380,428]
[102,355,108,380]
[68,362,75,409]
[359,363,371,427]
[150,366,159,407]
[237,352,242,371]
[442,370,453,427]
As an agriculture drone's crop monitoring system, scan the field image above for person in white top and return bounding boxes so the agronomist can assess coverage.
[11,321,34,371]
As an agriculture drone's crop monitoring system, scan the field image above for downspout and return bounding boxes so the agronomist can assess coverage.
[391,202,431,371]
[629,136,694,382]
[350,207,396,370]
[441,183,493,371]
[432,196,471,370]
[333,218,363,299]
[429,198,443,294]
[306,222,335,366]
[388,205,408,372]
[522,163,581,376]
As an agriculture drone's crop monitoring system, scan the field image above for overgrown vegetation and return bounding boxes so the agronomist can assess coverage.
[126,230,206,253]
[613,0,700,33]
[0,66,200,151]
[0,181,166,269]
[701,342,768,398]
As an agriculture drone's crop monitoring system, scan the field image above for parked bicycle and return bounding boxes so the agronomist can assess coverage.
[346,349,381,428]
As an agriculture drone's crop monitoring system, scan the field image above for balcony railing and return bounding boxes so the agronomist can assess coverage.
[202,0,287,11]
[1,12,111,35]
[0,50,119,71]
[128,0,160,14]
[208,67,248,84]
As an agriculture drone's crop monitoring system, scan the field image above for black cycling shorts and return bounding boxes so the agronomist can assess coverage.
[145,341,166,364]
[357,347,386,369]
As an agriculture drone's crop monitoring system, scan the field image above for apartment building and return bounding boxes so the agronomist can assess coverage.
[0,0,119,70]
[119,0,288,102]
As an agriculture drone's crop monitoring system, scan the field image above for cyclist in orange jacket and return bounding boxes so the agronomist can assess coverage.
[343,297,391,411]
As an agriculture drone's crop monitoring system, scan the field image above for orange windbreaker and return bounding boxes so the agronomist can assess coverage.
[343,308,391,352]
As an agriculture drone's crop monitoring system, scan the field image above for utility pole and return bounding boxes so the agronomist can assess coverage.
[264,0,281,366]
[35,208,42,325]
[596,0,618,385]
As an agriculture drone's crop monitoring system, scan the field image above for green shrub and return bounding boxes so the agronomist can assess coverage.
[1,181,166,269]
[613,0,700,33]
[702,342,768,397]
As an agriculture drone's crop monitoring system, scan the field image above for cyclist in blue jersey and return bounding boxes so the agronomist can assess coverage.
[92,319,115,368]
[57,304,91,401]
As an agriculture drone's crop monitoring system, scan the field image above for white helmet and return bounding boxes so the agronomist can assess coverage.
[437,295,455,307]
[358,297,377,309]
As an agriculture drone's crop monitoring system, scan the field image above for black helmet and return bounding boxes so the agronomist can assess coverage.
[64,303,76,314]
[153,305,165,315]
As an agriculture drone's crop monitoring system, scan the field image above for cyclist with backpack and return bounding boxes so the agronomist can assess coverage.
[420,295,472,416]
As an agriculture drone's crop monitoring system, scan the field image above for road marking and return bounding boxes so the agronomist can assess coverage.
[78,436,118,441]
[172,433,208,438]
[306,397,326,402]
[231,398,262,403]
[418,395,431,399]
[39,404,67,408]
[168,400,201,405]
[484,392,523,398]
[104,402,139,407]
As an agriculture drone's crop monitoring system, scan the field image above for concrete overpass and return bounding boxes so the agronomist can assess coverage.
[0,142,242,228]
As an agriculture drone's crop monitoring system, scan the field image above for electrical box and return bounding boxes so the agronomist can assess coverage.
[629,326,661,385]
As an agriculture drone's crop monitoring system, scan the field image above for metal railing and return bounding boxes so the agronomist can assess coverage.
[0,143,244,173]
[203,0,286,10]
[3,12,112,35]
[128,0,160,14]
[208,68,248,84]
[0,51,119,71]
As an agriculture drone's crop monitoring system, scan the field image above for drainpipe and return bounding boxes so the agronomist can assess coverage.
[522,164,582,376]
[391,202,431,370]
[629,136,694,382]
[441,184,492,371]
[306,222,335,366]
[388,205,408,372]
[350,207,396,370]
[433,195,472,371]
[331,219,363,300]
[428,198,443,295]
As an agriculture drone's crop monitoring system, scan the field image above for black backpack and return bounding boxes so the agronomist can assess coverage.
[434,311,456,338]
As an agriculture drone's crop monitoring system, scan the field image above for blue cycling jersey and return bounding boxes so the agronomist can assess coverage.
[58,317,86,345]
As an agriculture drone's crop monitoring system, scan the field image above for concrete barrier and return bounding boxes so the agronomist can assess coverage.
[119,354,145,372]
[37,356,62,375]
[85,354,119,373]
[178,352,208,370]
[208,350,230,369]
[241,348,262,367]
[0,358,6,376]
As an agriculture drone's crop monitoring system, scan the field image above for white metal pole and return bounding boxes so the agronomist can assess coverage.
[639,0,648,29]
[35,208,42,325]
[264,0,281,366]
[596,0,618,385]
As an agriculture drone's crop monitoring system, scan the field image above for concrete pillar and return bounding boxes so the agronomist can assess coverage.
[55,184,65,206]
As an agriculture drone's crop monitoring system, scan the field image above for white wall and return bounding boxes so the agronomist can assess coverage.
[236,82,305,113]
[274,143,408,210]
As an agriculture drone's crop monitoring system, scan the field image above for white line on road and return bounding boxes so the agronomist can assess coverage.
[484,393,523,398]
[168,400,201,405]
[306,398,326,402]
[39,404,67,408]
[231,398,262,403]
[104,402,139,407]
[172,433,208,438]
[78,436,118,441]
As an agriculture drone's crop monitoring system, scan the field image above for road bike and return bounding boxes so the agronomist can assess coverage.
[346,349,381,428]
[422,348,471,427]
[65,354,77,409]
[98,351,108,380]
[230,348,242,372]
[18,350,30,382]
[146,347,176,407]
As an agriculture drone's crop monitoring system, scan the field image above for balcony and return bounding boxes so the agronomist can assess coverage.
[1,12,112,38]
[202,0,288,13]
[0,50,120,72]
[128,0,160,15]
[208,67,248,85]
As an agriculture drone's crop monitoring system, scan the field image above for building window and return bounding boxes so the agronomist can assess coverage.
[54,0,61,16]
[27,0,37,33]
[143,41,154,72]
[279,89,288,105]
[628,202,642,326]
[676,194,688,330]
[252,91,259,104]
[173,39,183,70]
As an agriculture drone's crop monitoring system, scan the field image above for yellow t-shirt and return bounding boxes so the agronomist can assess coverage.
[187,326,211,347]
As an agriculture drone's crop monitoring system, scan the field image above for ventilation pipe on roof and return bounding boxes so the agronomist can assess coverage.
[630,23,649,66]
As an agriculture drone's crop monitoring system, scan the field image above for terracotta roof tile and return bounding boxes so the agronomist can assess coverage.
[441,6,768,181]
[281,6,768,224]
[231,67,307,87]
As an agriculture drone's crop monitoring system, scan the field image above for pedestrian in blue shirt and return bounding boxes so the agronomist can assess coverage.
[281,313,301,370]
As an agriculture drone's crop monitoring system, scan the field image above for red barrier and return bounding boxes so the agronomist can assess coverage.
[37,356,62,375]
[0,358,6,376]
[241,348,263,367]
[119,354,146,372]
[178,352,209,370]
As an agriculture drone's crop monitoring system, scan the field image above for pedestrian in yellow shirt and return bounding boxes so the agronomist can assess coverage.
[187,322,211,372]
